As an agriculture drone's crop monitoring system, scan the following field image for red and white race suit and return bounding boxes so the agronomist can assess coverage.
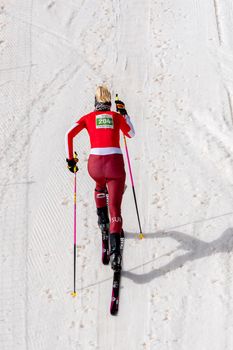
[65,110,135,233]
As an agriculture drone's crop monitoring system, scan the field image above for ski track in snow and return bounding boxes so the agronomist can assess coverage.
[2,0,233,349]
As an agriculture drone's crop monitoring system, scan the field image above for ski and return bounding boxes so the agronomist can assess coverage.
[110,231,125,315]
[110,271,121,315]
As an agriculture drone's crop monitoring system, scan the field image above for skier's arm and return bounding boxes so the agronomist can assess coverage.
[65,117,85,159]
[119,114,135,138]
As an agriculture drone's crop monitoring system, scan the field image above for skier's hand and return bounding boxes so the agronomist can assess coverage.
[66,158,79,173]
[115,98,127,115]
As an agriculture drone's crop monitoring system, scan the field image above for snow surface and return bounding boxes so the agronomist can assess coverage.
[1,0,233,349]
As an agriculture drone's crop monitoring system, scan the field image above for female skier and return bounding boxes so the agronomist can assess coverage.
[65,86,135,271]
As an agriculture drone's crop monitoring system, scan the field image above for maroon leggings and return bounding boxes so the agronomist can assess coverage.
[88,154,126,233]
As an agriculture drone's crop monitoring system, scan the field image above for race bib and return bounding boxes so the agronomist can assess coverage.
[96,114,114,129]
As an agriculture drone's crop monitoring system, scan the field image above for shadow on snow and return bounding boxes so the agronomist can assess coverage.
[122,228,233,284]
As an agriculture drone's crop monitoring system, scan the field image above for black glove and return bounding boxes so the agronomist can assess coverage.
[66,158,79,173]
[115,98,127,115]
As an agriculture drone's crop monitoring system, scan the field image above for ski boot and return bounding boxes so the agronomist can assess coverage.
[97,206,110,265]
[110,233,123,271]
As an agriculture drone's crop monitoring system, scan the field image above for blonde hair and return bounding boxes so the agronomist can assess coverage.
[95,85,111,103]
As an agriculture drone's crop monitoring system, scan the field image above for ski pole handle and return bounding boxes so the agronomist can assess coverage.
[74,151,79,173]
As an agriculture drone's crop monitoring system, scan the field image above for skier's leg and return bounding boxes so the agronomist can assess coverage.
[95,184,109,230]
[88,155,109,227]
[104,154,126,270]
[104,154,126,231]
[95,185,108,209]
[95,185,110,265]
[107,178,125,233]
[107,178,125,270]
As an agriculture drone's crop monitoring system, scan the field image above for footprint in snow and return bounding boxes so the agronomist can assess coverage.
[61,198,69,205]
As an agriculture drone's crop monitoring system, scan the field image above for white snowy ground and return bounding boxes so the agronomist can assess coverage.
[1,0,233,349]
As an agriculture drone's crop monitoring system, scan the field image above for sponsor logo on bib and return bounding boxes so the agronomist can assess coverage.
[96,114,114,129]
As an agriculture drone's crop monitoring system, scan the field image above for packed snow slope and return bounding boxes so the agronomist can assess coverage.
[1,0,233,349]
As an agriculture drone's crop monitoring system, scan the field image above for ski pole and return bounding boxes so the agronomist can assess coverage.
[71,152,78,297]
[116,94,144,239]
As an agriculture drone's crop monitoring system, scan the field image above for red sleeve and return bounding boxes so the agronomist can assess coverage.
[119,113,135,138]
[65,116,85,159]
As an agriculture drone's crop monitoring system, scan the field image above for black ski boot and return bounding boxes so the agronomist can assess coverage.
[97,207,110,265]
[110,233,122,271]
[97,206,109,231]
